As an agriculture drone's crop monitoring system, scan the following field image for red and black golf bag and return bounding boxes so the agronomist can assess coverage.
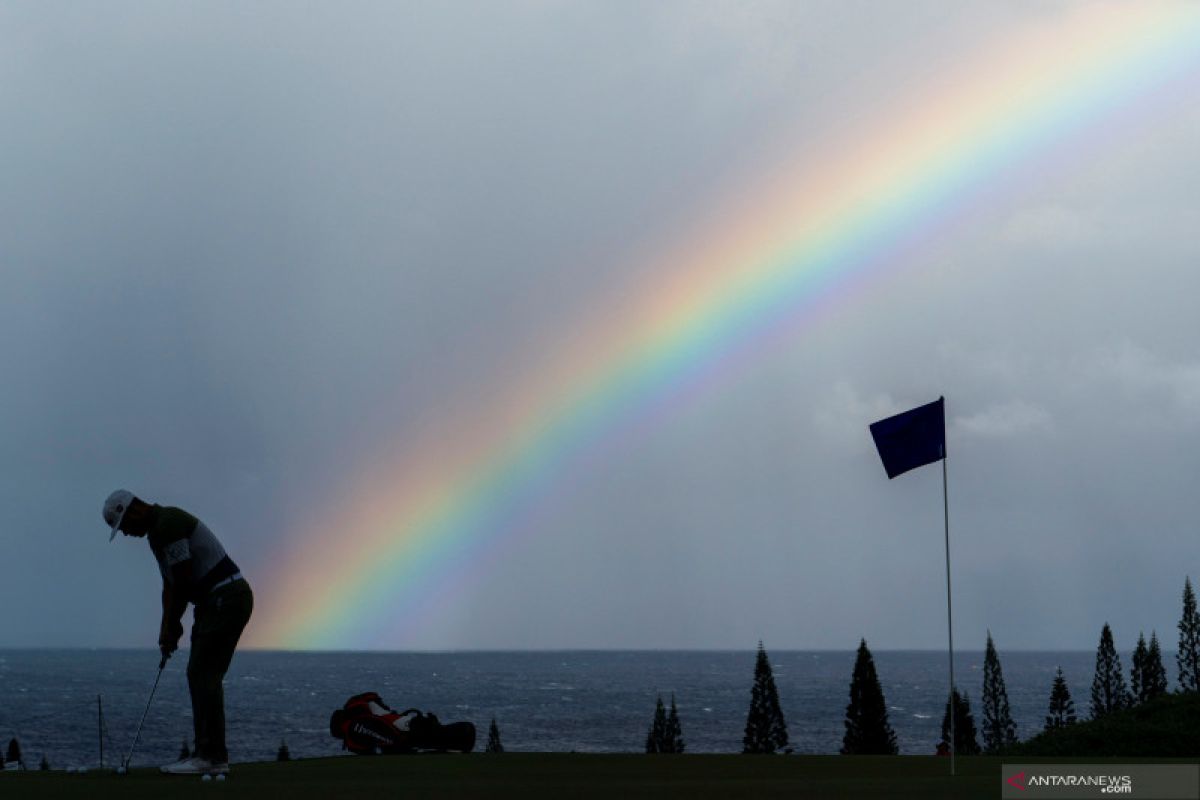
[329,692,476,754]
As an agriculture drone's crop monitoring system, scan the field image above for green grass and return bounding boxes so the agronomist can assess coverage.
[7,697,1197,798]
[0,754,1031,800]
[6,732,1197,800]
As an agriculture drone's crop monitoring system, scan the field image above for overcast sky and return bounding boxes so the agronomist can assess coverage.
[2,1,1198,651]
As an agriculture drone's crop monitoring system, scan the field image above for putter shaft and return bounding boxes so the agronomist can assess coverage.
[123,657,167,769]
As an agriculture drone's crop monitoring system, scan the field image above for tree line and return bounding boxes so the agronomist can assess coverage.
[643,575,1200,754]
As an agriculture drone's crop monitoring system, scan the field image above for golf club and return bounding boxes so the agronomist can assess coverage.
[121,653,168,772]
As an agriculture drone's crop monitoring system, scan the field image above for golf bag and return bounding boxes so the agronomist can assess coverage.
[329,692,476,754]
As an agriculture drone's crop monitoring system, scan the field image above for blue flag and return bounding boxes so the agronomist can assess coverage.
[869,397,946,479]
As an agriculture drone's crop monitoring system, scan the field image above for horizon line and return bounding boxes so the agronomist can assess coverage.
[0,645,1128,654]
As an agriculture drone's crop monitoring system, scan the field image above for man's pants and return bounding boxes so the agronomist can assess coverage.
[188,579,253,763]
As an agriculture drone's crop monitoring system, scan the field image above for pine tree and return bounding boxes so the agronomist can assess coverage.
[840,639,897,755]
[646,695,668,754]
[6,738,22,769]
[665,694,685,754]
[1145,631,1170,699]
[1044,667,1077,732]
[1131,632,1148,704]
[1179,577,1200,693]
[179,739,191,760]
[486,718,504,754]
[276,739,291,761]
[938,689,980,755]
[1090,622,1131,718]
[742,641,788,754]
[980,631,1018,753]
[39,754,49,771]
[1131,630,1171,703]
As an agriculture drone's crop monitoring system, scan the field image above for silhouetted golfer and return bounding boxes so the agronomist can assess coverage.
[103,490,252,776]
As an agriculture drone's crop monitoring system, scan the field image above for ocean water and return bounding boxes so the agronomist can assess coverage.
[0,649,1104,767]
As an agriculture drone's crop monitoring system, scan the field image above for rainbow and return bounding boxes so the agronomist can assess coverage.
[252,5,1200,649]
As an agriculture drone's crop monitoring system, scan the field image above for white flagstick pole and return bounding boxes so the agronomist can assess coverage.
[942,438,956,777]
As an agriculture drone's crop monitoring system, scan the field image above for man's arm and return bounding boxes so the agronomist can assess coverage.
[157,540,195,657]
[159,581,188,656]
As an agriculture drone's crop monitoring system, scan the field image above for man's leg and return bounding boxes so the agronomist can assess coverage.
[187,584,253,764]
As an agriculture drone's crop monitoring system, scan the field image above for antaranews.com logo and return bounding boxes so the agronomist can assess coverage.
[1002,764,1199,799]
[1007,770,1132,794]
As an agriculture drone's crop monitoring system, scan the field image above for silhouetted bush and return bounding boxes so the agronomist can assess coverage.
[1013,691,1200,757]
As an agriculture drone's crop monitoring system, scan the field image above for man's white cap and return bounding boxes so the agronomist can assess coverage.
[103,489,135,542]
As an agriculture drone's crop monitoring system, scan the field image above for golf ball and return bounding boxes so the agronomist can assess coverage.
[216,774,226,782]
[201,773,212,782]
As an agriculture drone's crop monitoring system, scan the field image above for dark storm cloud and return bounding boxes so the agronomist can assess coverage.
[1,2,1197,650]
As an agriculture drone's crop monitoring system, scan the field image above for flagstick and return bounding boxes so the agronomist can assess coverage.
[943,452,956,777]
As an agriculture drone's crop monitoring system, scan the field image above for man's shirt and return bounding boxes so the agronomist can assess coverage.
[146,505,241,602]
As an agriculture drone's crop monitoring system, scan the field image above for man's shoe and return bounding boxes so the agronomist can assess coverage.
[160,756,217,775]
